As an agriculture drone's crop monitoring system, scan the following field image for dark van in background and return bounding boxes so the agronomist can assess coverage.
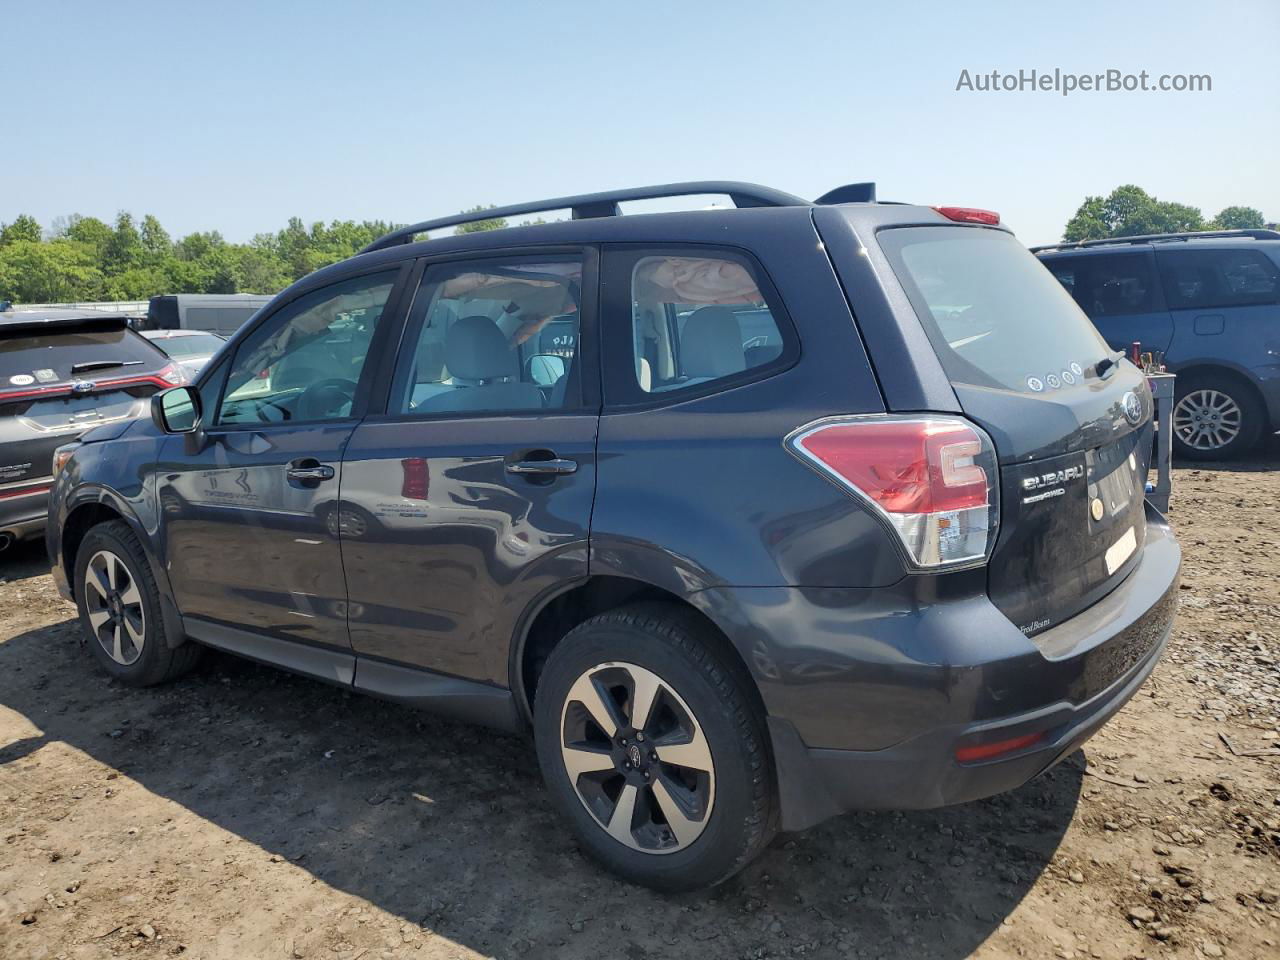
[146,293,273,337]
[1035,230,1280,460]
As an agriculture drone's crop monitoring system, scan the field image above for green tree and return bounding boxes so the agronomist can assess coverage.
[1210,206,1266,230]
[1059,186,1269,241]
[140,215,172,259]
[104,212,145,270]
[0,214,43,246]
[454,205,507,234]
[64,215,113,254]
[0,239,105,302]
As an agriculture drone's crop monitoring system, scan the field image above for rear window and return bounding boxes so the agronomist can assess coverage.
[1,322,166,384]
[149,333,224,358]
[880,227,1110,393]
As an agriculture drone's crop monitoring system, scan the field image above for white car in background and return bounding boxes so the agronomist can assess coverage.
[140,329,226,379]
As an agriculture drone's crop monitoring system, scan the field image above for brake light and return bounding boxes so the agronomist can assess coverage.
[157,362,187,386]
[787,416,999,568]
[933,206,1000,225]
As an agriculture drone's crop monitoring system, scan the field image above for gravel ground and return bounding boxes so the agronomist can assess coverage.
[2,443,1278,960]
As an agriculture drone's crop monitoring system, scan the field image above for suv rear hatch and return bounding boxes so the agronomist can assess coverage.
[1,315,180,490]
[872,224,1153,636]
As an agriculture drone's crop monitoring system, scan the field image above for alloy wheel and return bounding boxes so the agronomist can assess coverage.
[559,661,715,854]
[83,550,146,665]
[1173,389,1242,451]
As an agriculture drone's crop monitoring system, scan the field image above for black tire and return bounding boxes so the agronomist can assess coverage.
[73,520,202,686]
[1172,373,1265,461]
[534,602,777,891]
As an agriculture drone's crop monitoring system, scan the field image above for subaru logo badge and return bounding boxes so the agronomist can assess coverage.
[70,380,94,395]
[1121,391,1142,425]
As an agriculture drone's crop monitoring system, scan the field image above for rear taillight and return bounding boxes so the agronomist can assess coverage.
[787,416,999,569]
[157,362,187,385]
[932,206,1000,225]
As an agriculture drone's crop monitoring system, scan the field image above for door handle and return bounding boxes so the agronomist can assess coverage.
[505,458,578,476]
[287,460,335,483]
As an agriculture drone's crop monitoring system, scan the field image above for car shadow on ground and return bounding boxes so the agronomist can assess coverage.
[1,617,1081,959]
[0,537,51,583]
[1171,433,1280,476]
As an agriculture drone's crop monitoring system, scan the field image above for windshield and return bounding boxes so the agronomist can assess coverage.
[149,333,223,359]
[879,226,1110,393]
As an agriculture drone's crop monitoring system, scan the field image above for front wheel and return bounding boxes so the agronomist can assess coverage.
[74,520,201,686]
[534,604,776,891]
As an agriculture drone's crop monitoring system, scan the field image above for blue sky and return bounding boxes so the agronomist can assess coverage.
[4,0,1276,247]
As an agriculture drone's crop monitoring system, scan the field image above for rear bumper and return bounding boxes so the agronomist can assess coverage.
[0,489,50,544]
[731,504,1180,831]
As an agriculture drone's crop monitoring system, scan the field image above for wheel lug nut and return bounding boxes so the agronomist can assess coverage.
[635,732,644,742]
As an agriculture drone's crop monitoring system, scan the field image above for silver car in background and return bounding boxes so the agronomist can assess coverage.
[140,329,226,379]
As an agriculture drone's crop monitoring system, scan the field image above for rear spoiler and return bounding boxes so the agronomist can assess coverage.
[0,312,132,336]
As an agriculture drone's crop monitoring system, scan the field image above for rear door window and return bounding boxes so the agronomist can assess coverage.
[1157,248,1280,309]
[880,227,1110,393]
[602,248,793,403]
[1047,253,1158,317]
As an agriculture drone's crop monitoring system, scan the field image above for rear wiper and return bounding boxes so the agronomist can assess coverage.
[70,359,144,374]
[1094,351,1125,379]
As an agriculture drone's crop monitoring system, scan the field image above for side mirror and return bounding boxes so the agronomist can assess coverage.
[152,386,201,434]
[527,354,566,386]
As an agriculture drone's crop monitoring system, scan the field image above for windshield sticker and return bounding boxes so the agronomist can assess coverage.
[34,368,58,382]
[9,374,35,386]
[1045,373,1061,389]
[1026,376,1044,392]
[1061,369,1076,385]
[1070,361,1083,377]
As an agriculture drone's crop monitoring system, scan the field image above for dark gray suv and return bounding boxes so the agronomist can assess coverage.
[46,182,1181,890]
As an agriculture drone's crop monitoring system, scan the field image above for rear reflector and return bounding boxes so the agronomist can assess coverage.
[787,416,999,568]
[933,206,1000,225]
[955,731,1047,764]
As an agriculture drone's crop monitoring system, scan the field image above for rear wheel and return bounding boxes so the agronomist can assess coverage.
[534,603,776,891]
[74,520,201,686]
[1172,374,1264,460]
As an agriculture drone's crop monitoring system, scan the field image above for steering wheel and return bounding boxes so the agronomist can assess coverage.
[295,378,358,421]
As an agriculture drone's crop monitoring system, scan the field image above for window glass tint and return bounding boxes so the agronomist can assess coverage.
[217,271,396,425]
[1158,248,1280,309]
[1,322,164,381]
[394,258,583,415]
[1046,254,1156,317]
[630,255,784,393]
[881,227,1110,393]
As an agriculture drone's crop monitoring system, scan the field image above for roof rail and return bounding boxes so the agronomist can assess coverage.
[362,181,809,253]
[1030,228,1280,254]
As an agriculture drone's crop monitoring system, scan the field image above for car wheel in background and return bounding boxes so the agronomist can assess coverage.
[1172,374,1264,461]
[74,520,201,686]
[534,603,777,891]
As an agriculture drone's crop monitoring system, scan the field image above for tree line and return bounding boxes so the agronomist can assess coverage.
[0,212,401,304]
[1,190,1270,304]
[1062,186,1269,242]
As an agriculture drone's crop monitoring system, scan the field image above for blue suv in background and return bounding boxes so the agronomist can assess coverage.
[1035,229,1280,460]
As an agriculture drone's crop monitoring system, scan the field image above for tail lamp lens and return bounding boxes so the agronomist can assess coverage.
[788,416,999,568]
[933,206,1001,225]
[159,363,187,385]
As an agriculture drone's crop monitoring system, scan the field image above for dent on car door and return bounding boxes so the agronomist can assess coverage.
[338,252,599,685]
[158,268,406,650]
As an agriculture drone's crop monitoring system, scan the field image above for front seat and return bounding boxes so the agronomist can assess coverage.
[415,315,544,413]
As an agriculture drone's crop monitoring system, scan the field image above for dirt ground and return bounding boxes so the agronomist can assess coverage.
[2,445,1278,960]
